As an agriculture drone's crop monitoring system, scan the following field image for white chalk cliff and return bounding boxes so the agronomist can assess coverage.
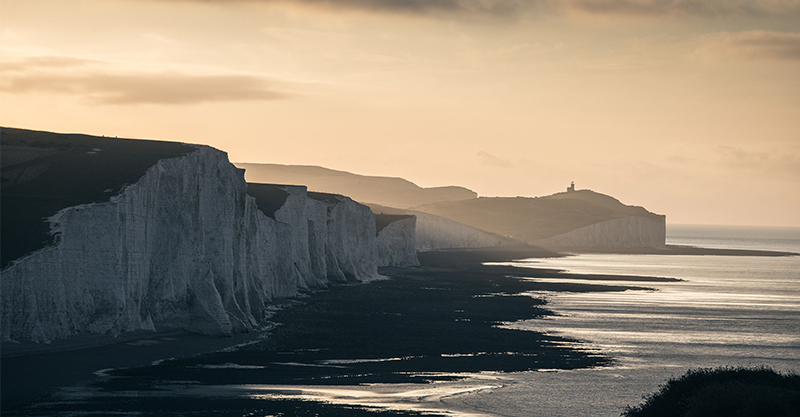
[411,211,519,251]
[306,191,382,283]
[375,215,419,267]
[1,146,387,343]
[533,216,666,248]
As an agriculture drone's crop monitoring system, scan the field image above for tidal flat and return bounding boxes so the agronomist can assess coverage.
[2,248,679,416]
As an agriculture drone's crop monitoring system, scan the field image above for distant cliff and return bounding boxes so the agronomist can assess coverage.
[375,214,419,267]
[370,204,519,251]
[247,184,381,285]
[235,162,477,209]
[410,211,519,251]
[0,128,398,343]
[533,217,666,248]
[412,190,666,248]
[234,162,665,250]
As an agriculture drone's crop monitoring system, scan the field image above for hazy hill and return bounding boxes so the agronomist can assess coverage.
[368,203,522,250]
[236,162,665,248]
[235,163,477,209]
[411,190,665,244]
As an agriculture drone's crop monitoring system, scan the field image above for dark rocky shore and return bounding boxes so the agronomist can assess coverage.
[2,248,678,416]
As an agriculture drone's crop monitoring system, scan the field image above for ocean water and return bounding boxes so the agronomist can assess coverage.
[18,225,799,417]
[440,224,800,416]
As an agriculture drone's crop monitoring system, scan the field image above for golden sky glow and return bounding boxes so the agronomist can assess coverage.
[1,0,799,226]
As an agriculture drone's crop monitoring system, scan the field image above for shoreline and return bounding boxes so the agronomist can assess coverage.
[0,246,731,414]
[538,244,799,257]
[1,328,271,407]
[0,249,660,410]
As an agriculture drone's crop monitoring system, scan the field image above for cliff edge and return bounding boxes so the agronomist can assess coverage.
[0,128,390,344]
[375,214,419,266]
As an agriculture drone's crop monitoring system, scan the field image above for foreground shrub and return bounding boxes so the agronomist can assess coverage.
[622,367,800,417]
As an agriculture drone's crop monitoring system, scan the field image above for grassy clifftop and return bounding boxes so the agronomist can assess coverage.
[411,189,665,242]
[0,127,194,268]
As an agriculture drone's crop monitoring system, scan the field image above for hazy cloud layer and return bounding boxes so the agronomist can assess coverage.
[477,151,513,168]
[1,56,100,71]
[1,57,291,105]
[566,0,800,17]
[228,0,533,15]
[697,31,800,61]
[184,0,800,17]
[716,145,800,178]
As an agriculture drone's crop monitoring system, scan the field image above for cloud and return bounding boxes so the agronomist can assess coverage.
[716,145,769,166]
[0,56,99,71]
[565,0,800,17]
[178,0,529,16]
[715,145,800,178]
[477,151,513,168]
[695,31,800,61]
[0,56,292,105]
[160,0,800,18]
[304,0,525,14]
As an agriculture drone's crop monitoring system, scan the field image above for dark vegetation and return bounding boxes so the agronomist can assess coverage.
[375,213,413,234]
[307,190,343,204]
[246,183,290,219]
[622,367,800,417]
[0,127,193,268]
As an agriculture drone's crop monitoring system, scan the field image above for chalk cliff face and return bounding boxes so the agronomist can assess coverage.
[533,216,666,248]
[375,215,419,267]
[1,146,383,343]
[408,212,518,251]
[308,192,381,283]
[368,204,520,251]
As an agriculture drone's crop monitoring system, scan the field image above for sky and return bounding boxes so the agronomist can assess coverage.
[1,0,799,227]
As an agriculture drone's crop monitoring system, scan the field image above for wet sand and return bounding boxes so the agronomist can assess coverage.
[1,329,270,407]
[2,247,683,416]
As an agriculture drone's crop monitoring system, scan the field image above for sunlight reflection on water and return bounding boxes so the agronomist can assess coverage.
[459,234,800,417]
[502,253,800,364]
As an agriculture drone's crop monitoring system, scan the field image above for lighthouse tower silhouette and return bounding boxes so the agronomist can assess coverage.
[567,181,575,192]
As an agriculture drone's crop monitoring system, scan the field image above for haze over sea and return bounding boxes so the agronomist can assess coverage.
[460,224,800,417]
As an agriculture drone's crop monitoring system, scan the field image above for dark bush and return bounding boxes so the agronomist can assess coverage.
[622,367,800,417]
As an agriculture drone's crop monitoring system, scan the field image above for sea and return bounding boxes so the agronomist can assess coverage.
[147,224,800,417]
[10,224,800,417]
[435,224,800,416]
